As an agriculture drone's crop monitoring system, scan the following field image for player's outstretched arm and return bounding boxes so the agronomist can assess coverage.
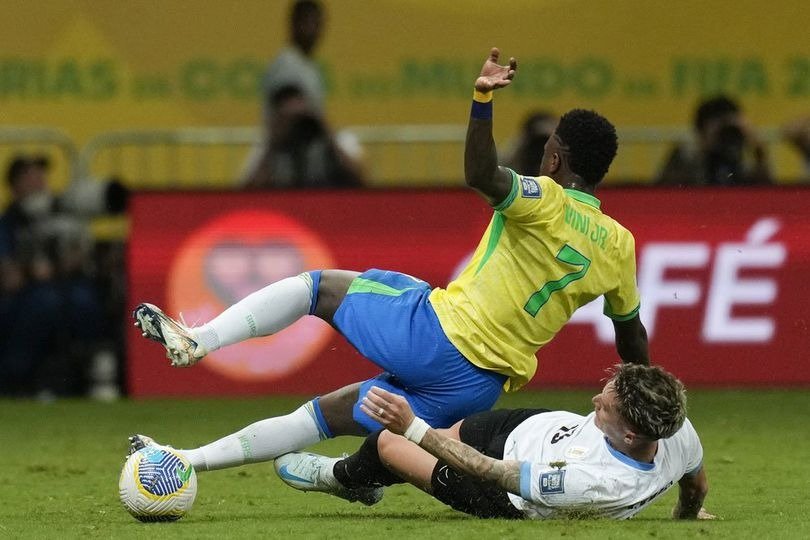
[361,386,523,495]
[612,315,650,365]
[672,468,714,519]
[465,47,517,207]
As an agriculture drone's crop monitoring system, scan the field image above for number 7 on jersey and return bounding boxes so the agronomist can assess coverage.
[524,244,591,317]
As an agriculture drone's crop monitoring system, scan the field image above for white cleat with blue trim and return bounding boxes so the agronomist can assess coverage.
[274,452,383,506]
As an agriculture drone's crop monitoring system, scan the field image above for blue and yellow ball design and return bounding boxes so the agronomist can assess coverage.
[118,446,197,522]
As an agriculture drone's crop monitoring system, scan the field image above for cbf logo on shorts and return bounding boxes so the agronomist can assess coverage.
[539,470,566,494]
[520,176,541,198]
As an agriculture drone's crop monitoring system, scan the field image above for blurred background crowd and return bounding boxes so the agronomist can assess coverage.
[1,0,808,399]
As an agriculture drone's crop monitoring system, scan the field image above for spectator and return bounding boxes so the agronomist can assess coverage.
[243,85,365,188]
[242,0,364,188]
[782,116,810,179]
[502,110,557,176]
[0,155,105,397]
[263,0,327,118]
[657,95,772,186]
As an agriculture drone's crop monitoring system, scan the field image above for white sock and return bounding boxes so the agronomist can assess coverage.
[193,273,314,352]
[179,401,326,472]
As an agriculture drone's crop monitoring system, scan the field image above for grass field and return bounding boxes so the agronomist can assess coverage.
[2,389,809,539]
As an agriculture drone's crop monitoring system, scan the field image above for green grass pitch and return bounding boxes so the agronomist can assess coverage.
[1,389,809,539]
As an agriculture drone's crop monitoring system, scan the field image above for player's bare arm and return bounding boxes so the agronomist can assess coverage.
[419,429,523,495]
[672,468,714,519]
[612,315,650,365]
[465,47,517,207]
[361,386,522,495]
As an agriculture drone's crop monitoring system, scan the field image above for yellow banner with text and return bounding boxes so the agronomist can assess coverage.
[1,0,807,189]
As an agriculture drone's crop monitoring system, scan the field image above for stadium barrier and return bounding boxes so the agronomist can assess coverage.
[77,125,801,190]
[127,187,810,397]
[77,125,473,188]
[1,125,802,199]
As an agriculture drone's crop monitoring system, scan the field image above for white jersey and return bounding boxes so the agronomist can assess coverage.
[503,411,703,520]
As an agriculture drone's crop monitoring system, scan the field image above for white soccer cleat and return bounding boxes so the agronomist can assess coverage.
[132,303,207,367]
[274,452,383,506]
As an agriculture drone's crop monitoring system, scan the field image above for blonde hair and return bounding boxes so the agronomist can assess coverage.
[611,364,686,440]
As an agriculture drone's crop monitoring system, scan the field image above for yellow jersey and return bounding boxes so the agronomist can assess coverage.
[429,169,640,391]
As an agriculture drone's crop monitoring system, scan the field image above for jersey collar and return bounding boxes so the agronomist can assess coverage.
[604,437,655,471]
[564,189,601,209]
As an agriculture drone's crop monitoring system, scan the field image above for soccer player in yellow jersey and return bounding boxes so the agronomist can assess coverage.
[131,47,649,505]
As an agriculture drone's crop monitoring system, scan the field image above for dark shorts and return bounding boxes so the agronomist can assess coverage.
[430,408,550,519]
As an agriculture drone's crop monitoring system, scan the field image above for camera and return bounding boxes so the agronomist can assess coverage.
[59,177,129,217]
[712,124,745,162]
[705,123,746,183]
[286,113,326,146]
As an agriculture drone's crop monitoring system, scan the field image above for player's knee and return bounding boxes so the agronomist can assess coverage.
[317,383,366,437]
[376,430,400,461]
[312,269,360,321]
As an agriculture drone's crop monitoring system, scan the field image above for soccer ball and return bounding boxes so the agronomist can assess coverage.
[118,445,197,522]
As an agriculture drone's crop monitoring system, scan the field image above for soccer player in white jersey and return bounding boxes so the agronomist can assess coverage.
[130,47,649,505]
[277,363,713,520]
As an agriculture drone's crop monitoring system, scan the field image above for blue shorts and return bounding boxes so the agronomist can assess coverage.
[332,269,507,432]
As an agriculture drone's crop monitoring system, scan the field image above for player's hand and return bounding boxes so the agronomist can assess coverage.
[474,47,517,92]
[360,386,415,435]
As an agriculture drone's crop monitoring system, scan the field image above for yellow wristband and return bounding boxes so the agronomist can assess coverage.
[473,89,493,103]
